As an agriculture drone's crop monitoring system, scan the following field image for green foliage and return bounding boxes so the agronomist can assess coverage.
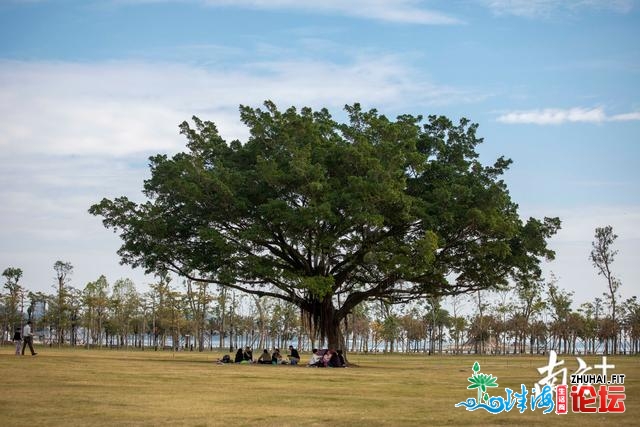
[2,266,24,327]
[89,101,560,347]
[2,267,23,285]
[300,275,334,299]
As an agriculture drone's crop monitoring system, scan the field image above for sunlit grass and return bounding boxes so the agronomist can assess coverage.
[0,346,637,426]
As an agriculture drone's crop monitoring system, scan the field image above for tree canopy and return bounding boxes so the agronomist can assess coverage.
[90,101,560,349]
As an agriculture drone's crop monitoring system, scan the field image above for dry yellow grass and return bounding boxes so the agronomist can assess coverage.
[0,347,637,426]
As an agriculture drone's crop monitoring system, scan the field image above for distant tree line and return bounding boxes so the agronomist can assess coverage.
[2,257,638,355]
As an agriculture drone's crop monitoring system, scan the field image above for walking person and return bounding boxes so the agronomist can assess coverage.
[13,326,22,356]
[21,320,37,356]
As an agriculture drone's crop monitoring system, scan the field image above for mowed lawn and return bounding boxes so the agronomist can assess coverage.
[0,347,638,426]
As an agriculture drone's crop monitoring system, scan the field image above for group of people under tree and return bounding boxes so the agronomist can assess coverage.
[307,348,346,368]
[221,345,345,367]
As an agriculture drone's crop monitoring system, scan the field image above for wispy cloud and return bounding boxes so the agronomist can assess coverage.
[496,107,640,124]
[479,0,635,18]
[115,0,462,24]
[0,54,476,292]
[0,58,479,157]
[610,111,640,121]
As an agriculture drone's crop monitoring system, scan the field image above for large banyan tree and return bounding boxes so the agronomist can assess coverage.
[90,101,560,350]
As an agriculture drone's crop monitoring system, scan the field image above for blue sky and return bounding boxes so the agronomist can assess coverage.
[1,0,638,308]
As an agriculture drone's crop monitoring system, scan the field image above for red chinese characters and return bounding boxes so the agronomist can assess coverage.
[570,385,626,413]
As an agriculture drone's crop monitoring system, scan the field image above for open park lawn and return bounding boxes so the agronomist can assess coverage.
[1,347,638,426]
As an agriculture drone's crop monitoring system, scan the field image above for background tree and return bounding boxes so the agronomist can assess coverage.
[590,225,621,354]
[449,315,467,355]
[448,294,467,354]
[378,303,401,353]
[147,273,181,350]
[468,313,496,355]
[347,303,371,352]
[270,300,299,350]
[2,267,24,338]
[472,290,489,354]
[578,301,598,354]
[212,285,228,349]
[253,295,271,351]
[514,278,546,354]
[184,279,213,351]
[621,296,640,354]
[90,102,560,350]
[547,282,574,354]
[83,275,110,348]
[401,307,427,352]
[52,261,73,346]
[0,267,25,342]
[110,278,139,348]
[493,289,513,355]
[425,296,450,354]
[67,287,83,346]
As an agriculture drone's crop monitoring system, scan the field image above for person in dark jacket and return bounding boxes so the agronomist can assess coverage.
[13,327,22,355]
[234,348,244,363]
[287,345,300,365]
[242,346,253,362]
[323,349,342,368]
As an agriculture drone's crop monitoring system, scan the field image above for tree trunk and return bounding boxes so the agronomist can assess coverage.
[310,296,345,352]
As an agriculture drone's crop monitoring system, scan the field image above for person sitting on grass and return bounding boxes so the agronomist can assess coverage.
[234,348,244,363]
[287,345,300,365]
[242,346,253,363]
[321,349,333,367]
[321,349,343,368]
[257,349,272,364]
[307,348,324,367]
[271,348,285,364]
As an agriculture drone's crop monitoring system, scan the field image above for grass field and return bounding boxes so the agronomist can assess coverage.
[0,346,637,426]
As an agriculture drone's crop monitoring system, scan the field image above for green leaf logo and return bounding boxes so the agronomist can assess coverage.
[467,362,499,403]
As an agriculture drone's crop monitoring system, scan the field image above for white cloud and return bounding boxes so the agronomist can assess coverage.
[496,107,640,124]
[0,56,480,293]
[480,0,635,18]
[0,58,478,157]
[142,0,464,25]
[0,153,154,292]
[610,111,640,121]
